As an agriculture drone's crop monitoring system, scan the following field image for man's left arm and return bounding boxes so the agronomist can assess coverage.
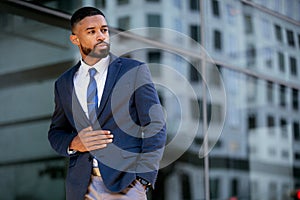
[134,63,167,187]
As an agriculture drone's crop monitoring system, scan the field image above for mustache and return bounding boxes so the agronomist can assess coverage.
[95,41,110,46]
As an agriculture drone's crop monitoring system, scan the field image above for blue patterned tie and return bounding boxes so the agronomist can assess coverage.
[87,68,98,125]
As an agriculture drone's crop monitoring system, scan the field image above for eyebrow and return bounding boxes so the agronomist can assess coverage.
[85,25,108,31]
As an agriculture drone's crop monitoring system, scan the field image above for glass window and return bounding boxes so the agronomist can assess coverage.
[117,0,129,5]
[274,24,283,42]
[147,14,161,37]
[147,51,161,63]
[281,150,289,159]
[292,88,299,110]
[199,100,212,123]
[227,34,238,58]
[0,11,72,200]
[230,178,239,197]
[211,104,223,123]
[295,152,300,161]
[210,178,220,199]
[1,1,299,200]
[268,182,277,200]
[190,25,201,43]
[246,44,256,67]
[267,115,275,128]
[213,30,222,50]
[147,51,162,77]
[247,76,257,101]
[189,61,201,82]
[190,0,200,11]
[180,173,191,200]
[289,56,297,76]
[281,184,290,200]
[56,1,80,13]
[147,14,161,27]
[95,0,106,8]
[286,29,295,47]
[277,52,285,72]
[190,99,200,120]
[244,14,254,34]
[251,181,259,199]
[118,16,130,31]
[248,114,257,130]
[280,118,287,138]
[212,0,220,17]
[279,85,286,107]
[190,99,216,123]
[298,34,300,49]
[294,121,300,141]
[264,48,273,68]
[267,81,274,103]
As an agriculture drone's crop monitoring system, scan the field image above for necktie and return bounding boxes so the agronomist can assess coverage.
[87,68,98,125]
[87,68,100,169]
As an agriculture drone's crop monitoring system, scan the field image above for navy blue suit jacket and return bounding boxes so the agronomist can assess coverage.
[48,55,166,200]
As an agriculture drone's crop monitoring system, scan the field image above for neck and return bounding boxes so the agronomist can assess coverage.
[82,56,101,66]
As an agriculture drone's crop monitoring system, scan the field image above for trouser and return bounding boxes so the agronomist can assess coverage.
[84,175,147,200]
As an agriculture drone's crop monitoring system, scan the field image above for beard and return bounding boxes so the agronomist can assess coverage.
[81,41,110,59]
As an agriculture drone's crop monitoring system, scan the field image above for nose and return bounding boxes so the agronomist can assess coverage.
[96,30,105,41]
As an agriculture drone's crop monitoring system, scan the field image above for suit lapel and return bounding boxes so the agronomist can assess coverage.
[97,55,122,118]
[62,61,90,129]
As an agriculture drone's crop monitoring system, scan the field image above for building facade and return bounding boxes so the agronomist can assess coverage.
[0,0,299,199]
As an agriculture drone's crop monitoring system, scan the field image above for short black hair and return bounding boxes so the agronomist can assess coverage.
[71,7,105,30]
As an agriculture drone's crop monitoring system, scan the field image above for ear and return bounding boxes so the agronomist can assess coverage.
[70,34,80,46]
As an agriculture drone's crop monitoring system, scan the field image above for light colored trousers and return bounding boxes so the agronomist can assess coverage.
[85,175,147,200]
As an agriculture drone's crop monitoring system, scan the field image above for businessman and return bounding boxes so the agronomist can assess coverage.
[48,7,166,200]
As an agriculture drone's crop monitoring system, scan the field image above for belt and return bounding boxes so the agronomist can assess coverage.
[92,167,101,177]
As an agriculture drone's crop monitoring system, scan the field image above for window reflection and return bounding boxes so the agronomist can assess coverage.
[0,0,299,200]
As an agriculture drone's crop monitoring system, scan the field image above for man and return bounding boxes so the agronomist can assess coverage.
[48,7,166,200]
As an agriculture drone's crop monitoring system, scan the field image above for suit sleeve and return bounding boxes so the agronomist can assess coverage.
[48,82,78,157]
[134,64,167,186]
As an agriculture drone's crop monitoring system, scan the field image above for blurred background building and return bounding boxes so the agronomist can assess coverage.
[0,0,299,199]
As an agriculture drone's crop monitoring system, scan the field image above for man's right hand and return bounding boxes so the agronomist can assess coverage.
[69,126,113,152]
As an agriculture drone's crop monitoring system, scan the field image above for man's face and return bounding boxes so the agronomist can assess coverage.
[71,15,110,59]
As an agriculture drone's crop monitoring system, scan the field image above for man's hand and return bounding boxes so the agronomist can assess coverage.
[69,126,113,152]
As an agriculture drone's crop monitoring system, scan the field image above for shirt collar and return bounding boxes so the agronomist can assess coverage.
[79,55,110,77]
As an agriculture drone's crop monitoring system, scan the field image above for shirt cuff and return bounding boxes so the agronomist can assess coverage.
[67,147,77,155]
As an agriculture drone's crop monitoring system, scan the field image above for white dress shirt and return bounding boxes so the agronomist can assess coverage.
[70,55,110,168]
[74,55,110,117]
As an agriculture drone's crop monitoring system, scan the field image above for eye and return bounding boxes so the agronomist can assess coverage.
[88,30,96,34]
[101,28,108,33]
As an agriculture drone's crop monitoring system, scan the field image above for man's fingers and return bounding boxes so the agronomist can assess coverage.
[81,134,113,142]
[80,129,112,136]
[85,139,113,151]
[84,136,113,145]
[75,128,113,151]
[81,126,93,132]
[87,144,108,151]
[79,131,113,141]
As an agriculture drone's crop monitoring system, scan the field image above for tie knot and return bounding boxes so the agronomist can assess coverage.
[89,68,97,77]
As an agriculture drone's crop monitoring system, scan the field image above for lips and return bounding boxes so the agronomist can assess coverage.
[95,41,109,47]
[94,43,108,51]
